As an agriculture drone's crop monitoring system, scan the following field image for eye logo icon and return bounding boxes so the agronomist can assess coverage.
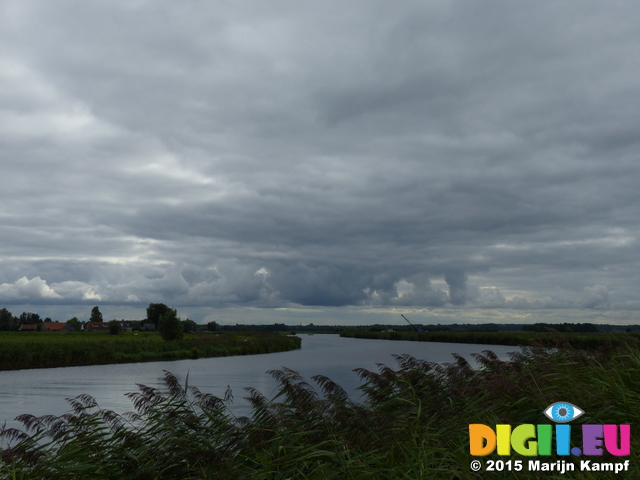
[543,402,584,423]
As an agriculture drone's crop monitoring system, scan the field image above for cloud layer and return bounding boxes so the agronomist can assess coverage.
[2,1,640,322]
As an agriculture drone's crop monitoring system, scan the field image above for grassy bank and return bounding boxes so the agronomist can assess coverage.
[340,329,640,350]
[1,336,638,479]
[0,331,301,370]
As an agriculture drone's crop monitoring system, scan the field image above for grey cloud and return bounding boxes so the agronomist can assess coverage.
[500,285,613,311]
[386,274,449,307]
[445,272,468,306]
[470,287,506,309]
[2,1,640,320]
[505,296,533,310]
[580,284,611,310]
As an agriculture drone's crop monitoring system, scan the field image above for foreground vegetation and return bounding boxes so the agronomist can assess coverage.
[340,329,640,350]
[1,334,638,479]
[0,332,301,370]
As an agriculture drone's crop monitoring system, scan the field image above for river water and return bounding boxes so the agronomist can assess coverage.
[0,335,519,431]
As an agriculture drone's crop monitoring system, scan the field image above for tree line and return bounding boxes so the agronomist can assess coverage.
[0,309,42,331]
[0,306,105,331]
[0,304,202,341]
[521,322,600,333]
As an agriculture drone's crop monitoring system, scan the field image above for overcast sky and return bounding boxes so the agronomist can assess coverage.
[2,0,640,325]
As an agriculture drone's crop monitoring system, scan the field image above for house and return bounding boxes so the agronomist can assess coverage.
[41,322,71,332]
[19,324,38,332]
[142,323,156,331]
[84,321,109,332]
[119,320,134,332]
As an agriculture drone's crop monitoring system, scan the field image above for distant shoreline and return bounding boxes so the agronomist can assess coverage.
[340,329,640,350]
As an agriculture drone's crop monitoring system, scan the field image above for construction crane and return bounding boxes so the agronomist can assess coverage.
[401,314,423,333]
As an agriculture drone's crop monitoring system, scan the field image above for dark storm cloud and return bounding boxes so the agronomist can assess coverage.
[2,0,640,320]
[445,272,468,306]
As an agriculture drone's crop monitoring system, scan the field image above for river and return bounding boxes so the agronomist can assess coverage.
[0,335,519,431]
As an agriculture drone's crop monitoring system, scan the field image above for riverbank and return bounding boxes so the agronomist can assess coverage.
[0,331,301,370]
[339,329,640,350]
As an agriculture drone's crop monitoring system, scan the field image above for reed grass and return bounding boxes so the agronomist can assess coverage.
[0,332,301,370]
[340,329,640,350]
[1,335,638,479]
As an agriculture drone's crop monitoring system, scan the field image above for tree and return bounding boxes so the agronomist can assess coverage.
[147,303,170,327]
[108,319,122,335]
[158,308,183,341]
[66,317,81,331]
[90,306,103,323]
[206,321,218,332]
[182,318,197,333]
[19,312,41,325]
[0,308,18,331]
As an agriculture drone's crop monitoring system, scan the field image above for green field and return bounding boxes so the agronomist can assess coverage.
[0,331,301,370]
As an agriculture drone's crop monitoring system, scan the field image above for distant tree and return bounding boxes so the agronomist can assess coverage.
[147,303,171,327]
[66,317,81,331]
[206,321,218,332]
[108,319,122,335]
[19,312,41,325]
[0,308,18,331]
[90,306,103,323]
[182,318,197,333]
[158,308,183,341]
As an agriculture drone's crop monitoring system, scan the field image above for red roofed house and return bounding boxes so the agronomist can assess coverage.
[42,322,72,332]
[19,324,38,332]
[84,322,109,332]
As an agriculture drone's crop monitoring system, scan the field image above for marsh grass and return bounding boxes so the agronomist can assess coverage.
[1,336,639,479]
[340,329,640,351]
[0,332,301,370]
